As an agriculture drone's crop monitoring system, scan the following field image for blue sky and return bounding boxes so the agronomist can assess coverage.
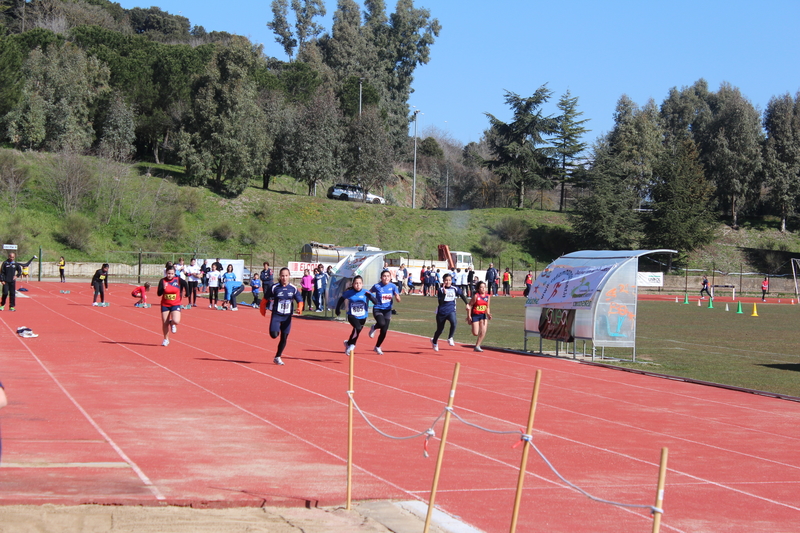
[116,0,800,147]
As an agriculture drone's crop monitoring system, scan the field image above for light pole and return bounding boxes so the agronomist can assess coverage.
[412,109,420,209]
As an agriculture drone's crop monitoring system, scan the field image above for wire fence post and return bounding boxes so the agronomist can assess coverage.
[509,369,542,533]
[424,362,460,533]
[346,348,355,510]
[651,447,668,533]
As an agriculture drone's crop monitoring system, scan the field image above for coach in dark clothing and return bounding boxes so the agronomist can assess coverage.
[485,263,499,296]
[1,252,23,311]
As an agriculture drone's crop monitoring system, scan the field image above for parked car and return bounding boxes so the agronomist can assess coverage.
[243,268,251,285]
[327,183,386,204]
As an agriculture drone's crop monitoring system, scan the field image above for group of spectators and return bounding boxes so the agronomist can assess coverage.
[300,264,334,312]
[380,262,528,298]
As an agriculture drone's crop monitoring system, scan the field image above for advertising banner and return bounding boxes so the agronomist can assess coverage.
[538,308,576,342]
[526,264,615,308]
[637,272,663,287]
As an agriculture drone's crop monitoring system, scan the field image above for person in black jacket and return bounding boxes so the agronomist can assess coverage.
[91,264,110,306]
[1,252,23,311]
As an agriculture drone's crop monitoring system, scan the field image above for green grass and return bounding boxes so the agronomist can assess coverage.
[389,296,800,398]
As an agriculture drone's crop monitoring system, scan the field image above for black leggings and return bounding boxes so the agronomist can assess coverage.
[347,315,367,346]
[92,282,105,303]
[432,311,457,343]
[373,308,392,347]
[187,281,198,304]
[270,315,292,357]
[209,287,219,305]
[228,285,244,308]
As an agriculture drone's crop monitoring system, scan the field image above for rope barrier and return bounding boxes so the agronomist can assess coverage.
[348,392,662,517]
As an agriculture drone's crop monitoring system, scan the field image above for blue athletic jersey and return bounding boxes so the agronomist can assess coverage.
[436,286,464,315]
[222,272,237,283]
[224,279,243,294]
[250,278,261,293]
[342,288,373,319]
[371,282,399,310]
[266,282,303,316]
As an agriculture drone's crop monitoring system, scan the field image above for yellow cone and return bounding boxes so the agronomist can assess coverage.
[751,303,759,317]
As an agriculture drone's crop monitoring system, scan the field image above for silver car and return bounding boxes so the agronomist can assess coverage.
[327,183,385,204]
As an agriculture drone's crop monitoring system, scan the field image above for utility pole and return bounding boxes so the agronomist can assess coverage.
[412,109,420,209]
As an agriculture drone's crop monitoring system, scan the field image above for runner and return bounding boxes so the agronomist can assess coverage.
[90,263,110,306]
[466,280,492,352]
[368,270,402,355]
[261,267,303,365]
[131,282,150,306]
[157,266,188,346]
[430,273,469,351]
[335,275,378,356]
[206,264,222,308]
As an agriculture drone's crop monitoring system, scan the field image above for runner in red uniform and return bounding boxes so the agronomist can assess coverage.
[466,281,492,352]
[157,266,188,346]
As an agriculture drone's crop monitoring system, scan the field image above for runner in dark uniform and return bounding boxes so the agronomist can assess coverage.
[91,264,110,306]
[430,273,469,351]
[261,267,303,365]
[335,275,378,356]
[157,266,188,346]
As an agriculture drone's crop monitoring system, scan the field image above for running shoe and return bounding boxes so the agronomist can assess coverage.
[474,346,483,352]
[9,307,15,312]
[448,338,455,346]
[369,325,376,338]
[0,306,3,311]
[431,338,438,351]
[231,307,238,311]
[274,356,285,366]
[171,324,177,334]
[208,304,213,308]
[343,340,350,355]
[92,302,99,306]
[374,347,383,355]
[162,339,169,346]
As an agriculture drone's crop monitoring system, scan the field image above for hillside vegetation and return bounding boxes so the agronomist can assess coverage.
[3,149,800,275]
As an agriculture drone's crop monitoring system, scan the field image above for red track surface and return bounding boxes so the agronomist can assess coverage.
[1,282,799,532]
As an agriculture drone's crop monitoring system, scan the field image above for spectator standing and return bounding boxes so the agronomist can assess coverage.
[485,263,499,297]
[250,275,262,307]
[524,270,533,297]
[0,252,23,311]
[184,258,202,307]
[300,269,314,312]
[313,265,328,312]
[206,266,222,308]
[221,264,237,310]
[200,260,211,293]
[259,262,274,287]
[174,257,186,281]
[466,267,475,297]
[761,277,769,302]
[502,268,512,296]
[58,256,66,282]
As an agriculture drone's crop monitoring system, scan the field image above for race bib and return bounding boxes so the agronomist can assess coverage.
[165,294,176,301]
[381,293,392,303]
[475,304,486,312]
[277,300,292,314]
[350,303,365,316]
[444,289,456,302]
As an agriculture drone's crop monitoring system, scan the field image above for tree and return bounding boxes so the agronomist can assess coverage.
[570,137,643,249]
[343,106,394,200]
[5,43,110,152]
[0,149,29,212]
[176,38,272,196]
[646,138,716,260]
[699,83,763,227]
[283,87,344,195]
[763,93,800,232]
[553,89,589,211]
[97,91,135,161]
[484,86,559,209]
[266,0,327,60]
[267,0,297,59]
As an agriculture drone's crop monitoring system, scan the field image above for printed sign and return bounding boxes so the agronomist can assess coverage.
[637,272,663,287]
[538,308,576,342]
[2,244,17,250]
[288,261,337,277]
[526,264,615,308]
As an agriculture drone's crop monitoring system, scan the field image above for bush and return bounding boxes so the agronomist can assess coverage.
[180,188,204,214]
[58,213,93,252]
[492,217,528,244]
[211,222,236,241]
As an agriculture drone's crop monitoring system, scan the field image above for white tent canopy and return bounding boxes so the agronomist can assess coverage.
[524,250,676,360]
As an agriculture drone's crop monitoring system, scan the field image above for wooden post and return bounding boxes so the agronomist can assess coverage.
[424,363,461,533]
[509,369,542,533]
[651,447,668,533]
[346,349,355,510]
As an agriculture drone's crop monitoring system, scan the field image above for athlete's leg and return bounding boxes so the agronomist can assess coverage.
[432,313,447,343]
[347,315,365,345]
[374,309,391,347]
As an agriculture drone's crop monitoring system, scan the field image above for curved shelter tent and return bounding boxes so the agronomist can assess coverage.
[524,250,676,361]
[327,250,407,311]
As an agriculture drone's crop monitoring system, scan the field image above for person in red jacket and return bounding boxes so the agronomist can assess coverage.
[157,266,188,346]
[131,282,150,306]
[502,268,512,296]
[761,277,769,302]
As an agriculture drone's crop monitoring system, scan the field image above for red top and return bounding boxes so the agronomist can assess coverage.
[159,277,183,307]
[762,280,769,291]
[472,294,489,315]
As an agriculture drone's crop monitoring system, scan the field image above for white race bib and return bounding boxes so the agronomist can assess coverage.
[277,300,292,314]
[350,303,365,315]
[444,289,456,302]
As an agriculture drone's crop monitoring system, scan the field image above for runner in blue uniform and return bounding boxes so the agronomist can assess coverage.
[335,275,378,356]
[262,267,304,365]
[430,273,469,351]
[368,270,401,355]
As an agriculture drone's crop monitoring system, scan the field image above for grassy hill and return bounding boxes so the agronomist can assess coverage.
[3,148,800,274]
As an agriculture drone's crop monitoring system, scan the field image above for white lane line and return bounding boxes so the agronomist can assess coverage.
[0,321,165,501]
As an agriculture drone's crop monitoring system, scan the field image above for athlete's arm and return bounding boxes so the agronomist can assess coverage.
[335,296,346,316]
[156,279,166,297]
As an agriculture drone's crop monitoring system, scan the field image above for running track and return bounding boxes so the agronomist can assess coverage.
[1,283,799,532]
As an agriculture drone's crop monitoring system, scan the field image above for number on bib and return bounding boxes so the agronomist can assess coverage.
[277,300,292,314]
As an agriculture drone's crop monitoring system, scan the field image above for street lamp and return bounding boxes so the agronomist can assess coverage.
[412,109,420,209]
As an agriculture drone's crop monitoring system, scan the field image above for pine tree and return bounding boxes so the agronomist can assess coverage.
[763,92,800,233]
[553,89,589,211]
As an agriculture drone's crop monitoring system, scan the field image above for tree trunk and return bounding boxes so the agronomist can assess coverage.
[517,181,525,209]
[731,195,738,228]
[262,171,270,190]
[153,142,160,165]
